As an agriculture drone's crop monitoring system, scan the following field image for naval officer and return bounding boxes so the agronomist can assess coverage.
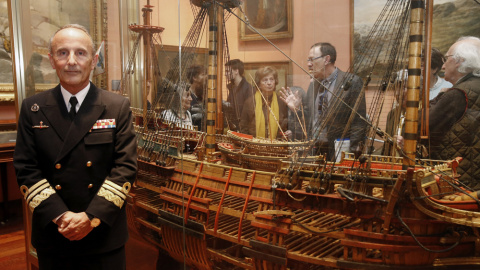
[13,24,137,270]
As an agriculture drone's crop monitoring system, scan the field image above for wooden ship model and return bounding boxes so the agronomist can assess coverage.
[124,0,480,269]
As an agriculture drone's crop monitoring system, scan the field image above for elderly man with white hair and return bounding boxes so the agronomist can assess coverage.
[427,36,480,189]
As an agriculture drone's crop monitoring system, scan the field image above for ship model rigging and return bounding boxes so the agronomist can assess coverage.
[123,0,480,269]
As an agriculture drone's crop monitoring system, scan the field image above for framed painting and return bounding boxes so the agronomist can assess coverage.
[156,44,209,81]
[0,0,13,102]
[353,0,480,57]
[239,0,293,41]
[244,61,292,91]
[430,0,480,53]
[154,44,208,105]
[19,0,108,96]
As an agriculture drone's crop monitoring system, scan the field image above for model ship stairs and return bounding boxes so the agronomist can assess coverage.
[155,160,276,223]
[136,164,172,192]
[284,232,343,267]
[205,213,255,246]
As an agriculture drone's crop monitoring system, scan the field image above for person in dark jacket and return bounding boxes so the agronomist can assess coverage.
[280,42,366,161]
[426,36,480,189]
[239,66,288,140]
[13,24,137,270]
[186,65,207,131]
[224,59,254,131]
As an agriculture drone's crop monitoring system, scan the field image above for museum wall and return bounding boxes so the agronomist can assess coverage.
[107,0,354,96]
[106,0,122,92]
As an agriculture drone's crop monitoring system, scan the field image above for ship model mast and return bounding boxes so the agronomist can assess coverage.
[126,1,480,269]
[126,0,164,131]
[192,0,239,159]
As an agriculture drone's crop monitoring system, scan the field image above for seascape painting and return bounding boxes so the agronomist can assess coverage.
[354,0,480,55]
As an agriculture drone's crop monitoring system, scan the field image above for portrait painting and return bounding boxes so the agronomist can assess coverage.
[239,0,293,41]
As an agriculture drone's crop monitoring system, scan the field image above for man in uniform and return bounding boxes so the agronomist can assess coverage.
[13,24,137,269]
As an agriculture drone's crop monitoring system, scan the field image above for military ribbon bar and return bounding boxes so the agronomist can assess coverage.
[92,119,116,129]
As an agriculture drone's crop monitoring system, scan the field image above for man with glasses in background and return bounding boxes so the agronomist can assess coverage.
[425,36,480,190]
[280,42,366,161]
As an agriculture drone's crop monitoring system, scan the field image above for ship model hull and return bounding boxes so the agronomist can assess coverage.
[124,0,480,269]
[128,127,480,269]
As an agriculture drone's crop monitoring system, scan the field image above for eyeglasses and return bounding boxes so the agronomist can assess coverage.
[307,55,326,62]
[444,54,454,61]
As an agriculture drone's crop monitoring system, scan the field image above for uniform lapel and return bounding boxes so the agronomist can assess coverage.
[55,84,105,163]
[42,85,71,141]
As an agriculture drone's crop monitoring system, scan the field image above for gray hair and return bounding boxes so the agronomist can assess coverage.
[452,36,480,77]
[48,24,95,55]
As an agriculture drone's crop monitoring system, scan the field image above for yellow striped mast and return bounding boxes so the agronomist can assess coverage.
[403,0,425,168]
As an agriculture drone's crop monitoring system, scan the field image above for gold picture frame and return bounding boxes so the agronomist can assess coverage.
[239,0,293,41]
[0,83,14,103]
[156,44,209,80]
[20,0,108,96]
[1,0,13,102]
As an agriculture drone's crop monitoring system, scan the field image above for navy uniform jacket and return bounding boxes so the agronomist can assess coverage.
[13,83,137,255]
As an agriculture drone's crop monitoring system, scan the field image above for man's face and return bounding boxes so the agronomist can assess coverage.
[225,67,238,81]
[442,43,462,84]
[48,28,97,94]
[307,46,327,80]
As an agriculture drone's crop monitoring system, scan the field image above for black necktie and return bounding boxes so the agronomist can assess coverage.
[69,96,78,120]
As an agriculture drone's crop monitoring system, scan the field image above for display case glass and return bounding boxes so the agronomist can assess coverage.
[8,1,480,269]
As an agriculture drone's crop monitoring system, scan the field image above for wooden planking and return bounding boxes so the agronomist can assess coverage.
[0,230,27,270]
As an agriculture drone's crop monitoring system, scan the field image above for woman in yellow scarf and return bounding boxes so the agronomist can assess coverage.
[239,66,288,140]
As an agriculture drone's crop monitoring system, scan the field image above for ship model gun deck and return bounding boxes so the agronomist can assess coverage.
[125,0,480,269]
[130,121,480,269]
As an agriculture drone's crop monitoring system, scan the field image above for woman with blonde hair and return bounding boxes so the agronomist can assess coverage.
[239,66,288,139]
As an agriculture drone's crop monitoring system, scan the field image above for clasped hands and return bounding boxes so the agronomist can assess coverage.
[56,211,93,241]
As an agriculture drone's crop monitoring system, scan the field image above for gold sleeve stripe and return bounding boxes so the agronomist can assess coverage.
[28,187,55,212]
[96,180,131,209]
[20,179,56,212]
[104,180,130,196]
[97,187,124,208]
[26,182,51,204]
[101,183,127,200]
[20,179,49,199]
